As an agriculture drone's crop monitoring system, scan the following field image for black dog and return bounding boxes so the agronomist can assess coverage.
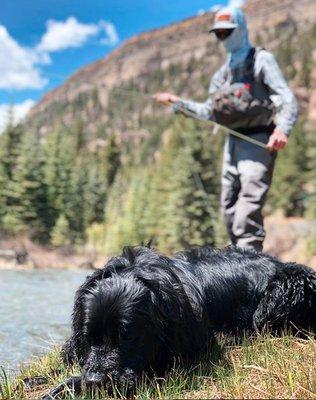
[43,245,316,399]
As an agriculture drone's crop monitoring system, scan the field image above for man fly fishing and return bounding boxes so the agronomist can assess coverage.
[154,7,298,252]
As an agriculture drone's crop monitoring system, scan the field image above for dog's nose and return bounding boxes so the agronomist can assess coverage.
[83,371,104,387]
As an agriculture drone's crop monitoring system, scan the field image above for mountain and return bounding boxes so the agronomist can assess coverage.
[24,0,316,137]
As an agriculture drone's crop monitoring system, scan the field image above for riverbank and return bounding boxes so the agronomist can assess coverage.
[1,215,315,270]
[0,237,105,270]
[1,334,315,399]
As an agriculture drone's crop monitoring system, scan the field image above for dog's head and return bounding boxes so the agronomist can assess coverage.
[79,246,205,392]
[81,274,164,390]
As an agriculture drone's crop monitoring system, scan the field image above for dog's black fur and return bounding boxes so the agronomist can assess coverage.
[43,245,316,398]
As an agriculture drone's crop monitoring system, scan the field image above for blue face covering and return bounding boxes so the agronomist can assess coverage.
[221,8,252,69]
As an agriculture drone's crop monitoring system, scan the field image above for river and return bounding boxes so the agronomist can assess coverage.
[0,268,89,374]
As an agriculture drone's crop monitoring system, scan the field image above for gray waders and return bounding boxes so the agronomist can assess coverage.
[221,132,276,252]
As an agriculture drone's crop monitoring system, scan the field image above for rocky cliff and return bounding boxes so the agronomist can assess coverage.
[24,0,316,137]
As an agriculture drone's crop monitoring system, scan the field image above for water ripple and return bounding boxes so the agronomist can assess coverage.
[0,269,89,372]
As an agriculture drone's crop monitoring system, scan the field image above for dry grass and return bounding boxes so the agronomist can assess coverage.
[1,334,316,400]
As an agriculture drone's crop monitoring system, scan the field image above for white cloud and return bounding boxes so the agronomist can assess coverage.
[210,4,223,12]
[0,26,47,90]
[197,3,225,15]
[37,17,119,53]
[37,17,98,53]
[201,0,247,15]
[0,99,35,132]
[228,0,247,7]
[0,17,119,91]
[99,21,119,46]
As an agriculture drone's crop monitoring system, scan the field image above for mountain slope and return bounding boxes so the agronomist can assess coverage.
[24,0,316,137]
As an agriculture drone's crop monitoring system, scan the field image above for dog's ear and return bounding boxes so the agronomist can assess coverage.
[122,246,137,264]
[136,274,182,320]
[122,242,157,264]
[140,238,157,249]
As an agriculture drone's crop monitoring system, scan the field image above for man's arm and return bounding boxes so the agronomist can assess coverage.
[153,92,213,121]
[172,96,213,121]
[258,50,298,150]
[154,65,226,120]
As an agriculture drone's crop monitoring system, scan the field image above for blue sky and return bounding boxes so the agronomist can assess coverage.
[0,0,242,129]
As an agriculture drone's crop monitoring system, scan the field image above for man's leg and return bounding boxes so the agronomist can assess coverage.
[221,139,240,245]
[232,133,276,252]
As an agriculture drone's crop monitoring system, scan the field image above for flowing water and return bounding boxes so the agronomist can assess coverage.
[0,268,89,373]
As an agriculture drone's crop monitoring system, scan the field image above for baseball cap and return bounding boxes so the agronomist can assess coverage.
[209,9,238,32]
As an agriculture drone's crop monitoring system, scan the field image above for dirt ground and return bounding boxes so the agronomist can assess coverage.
[264,215,316,269]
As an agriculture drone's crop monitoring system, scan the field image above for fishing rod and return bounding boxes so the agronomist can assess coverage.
[166,100,268,149]
[111,86,268,149]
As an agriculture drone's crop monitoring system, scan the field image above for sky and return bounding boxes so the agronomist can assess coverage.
[0,0,245,130]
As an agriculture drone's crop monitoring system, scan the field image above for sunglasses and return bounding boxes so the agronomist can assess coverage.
[213,29,235,41]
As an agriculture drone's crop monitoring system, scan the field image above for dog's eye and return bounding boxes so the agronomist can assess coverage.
[120,330,134,342]
[118,327,126,339]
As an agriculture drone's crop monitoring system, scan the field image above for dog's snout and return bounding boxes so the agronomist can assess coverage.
[83,371,105,386]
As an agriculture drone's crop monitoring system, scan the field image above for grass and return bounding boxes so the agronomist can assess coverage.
[1,334,316,399]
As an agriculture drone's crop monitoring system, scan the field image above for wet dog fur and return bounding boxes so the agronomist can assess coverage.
[42,245,316,398]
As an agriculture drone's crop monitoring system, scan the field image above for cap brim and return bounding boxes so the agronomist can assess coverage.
[209,21,237,32]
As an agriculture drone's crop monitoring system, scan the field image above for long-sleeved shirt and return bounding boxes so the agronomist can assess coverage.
[173,49,298,136]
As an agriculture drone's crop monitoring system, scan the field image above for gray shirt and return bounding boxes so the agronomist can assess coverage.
[174,49,298,136]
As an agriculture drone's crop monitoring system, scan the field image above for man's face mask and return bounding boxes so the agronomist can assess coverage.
[213,29,235,41]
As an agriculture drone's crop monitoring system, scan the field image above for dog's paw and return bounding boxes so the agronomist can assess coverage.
[41,376,82,400]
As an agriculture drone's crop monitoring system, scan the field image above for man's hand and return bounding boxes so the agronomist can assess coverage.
[267,128,288,151]
[153,92,179,106]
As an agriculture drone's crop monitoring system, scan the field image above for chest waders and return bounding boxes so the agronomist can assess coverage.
[218,48,277,252]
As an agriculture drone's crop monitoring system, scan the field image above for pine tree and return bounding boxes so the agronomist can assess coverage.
[0,115,22,222]
[305,123,316,256]
[71,117,86,152]
[276,38,296,80]
[269,119,309,216]
[155,129,194,251]
[150,117,220,252]
[84,158,107,225]
[0,114,23,226]
[51,214,71,247]
[0,109,22,182]
[116,169,150,246]
[101,134,121,186]
[104,171,126,254]
[297,31,313,89]
[67,156,88,245]
[0,162,7,224]
[44,130,75,227]
[182,119,223,246]
[138,166,162,243]
[305,123,316,220]
[300,50,312,88]
[6,131,52,242]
